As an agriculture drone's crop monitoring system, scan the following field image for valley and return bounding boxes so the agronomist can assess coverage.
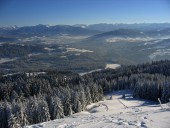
[0,24,170,75]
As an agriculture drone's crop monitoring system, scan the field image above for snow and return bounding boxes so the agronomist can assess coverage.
[0,57,18,64]
[66,48,93,53]
[80,25,86,28]
[60,56,67,58]
[106,37,153,43]
[28,53,42,57]
[79,69,102,76]
[79,64,120,76]
[3,72,20,77]
[25,72,46,77]
[105,64,120,69]
[149,49,170,59]
[26,90,170,128]
[44,47,55,51]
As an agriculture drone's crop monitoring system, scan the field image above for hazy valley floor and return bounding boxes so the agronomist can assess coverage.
[26,90,170,128]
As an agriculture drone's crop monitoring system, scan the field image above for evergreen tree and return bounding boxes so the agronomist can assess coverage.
[0,102,8,128]
[161,82,170,103]
[6,102,21,128]
[49,96,64,120]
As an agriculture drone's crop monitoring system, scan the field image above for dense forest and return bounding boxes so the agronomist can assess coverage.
[0,43,48,58]
[84,60,170,102]
[0,71,103,128]
[0,60,170,127]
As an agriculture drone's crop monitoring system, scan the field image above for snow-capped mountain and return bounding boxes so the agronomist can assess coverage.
[0,24,100,36]
[84,23,170,31]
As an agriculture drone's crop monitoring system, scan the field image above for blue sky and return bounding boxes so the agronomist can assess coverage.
[0,0,170,26]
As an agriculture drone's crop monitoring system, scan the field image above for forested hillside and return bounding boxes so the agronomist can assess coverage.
[0,60,170,127]
[0,44,47,58]
[0,71,103,128]
[84,60,170,102]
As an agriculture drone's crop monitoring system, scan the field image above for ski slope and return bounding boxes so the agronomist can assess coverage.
[26,90,170,128]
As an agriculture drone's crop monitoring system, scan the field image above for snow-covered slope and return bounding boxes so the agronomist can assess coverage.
[26,90,170,128]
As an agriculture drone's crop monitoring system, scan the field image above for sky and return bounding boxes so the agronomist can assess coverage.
[0,0,170,26]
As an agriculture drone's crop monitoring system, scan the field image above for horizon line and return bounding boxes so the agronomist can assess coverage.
[1,22,170,27]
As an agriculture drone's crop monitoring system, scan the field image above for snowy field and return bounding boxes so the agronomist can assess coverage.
[106,37,153,43]
[105,64,120,69]
[0,58,18,64]
[79,64,120,76]
[66,48,93,53]
[79,69,102,76]
[26,90,170,128]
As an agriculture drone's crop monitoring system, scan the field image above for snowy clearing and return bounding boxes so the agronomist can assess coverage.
[28,53,43,57]
[0,58,18,64]
[44,47,55,51]
[25,72,46,77]
[106,37,153,43]
[79,69,102,76]
[105,64,120,69]
[26,90,170,128]
[66,48,93,53]
[79,64,120,76]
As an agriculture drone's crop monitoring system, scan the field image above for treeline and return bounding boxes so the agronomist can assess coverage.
[83,60,170,102]
[0,60,170,127]
[0,71,103,128]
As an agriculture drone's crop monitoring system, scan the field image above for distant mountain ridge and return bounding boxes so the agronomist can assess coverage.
[1,23,170,35]
[91,29,145,38]
[87,28,170,41]
[0,24,101,37]
[74,23,170,31]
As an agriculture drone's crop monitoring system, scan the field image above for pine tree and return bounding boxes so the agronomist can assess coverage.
[11,100,29,127]
[37,99,50,123]
[49,96,64,120]
[26,97,38,124]
[84,86,92,105]
[0,102,8,128]
[79,88,86,111]
[6,102,21,128]
[72,92,82,113]
[161,82,170,103]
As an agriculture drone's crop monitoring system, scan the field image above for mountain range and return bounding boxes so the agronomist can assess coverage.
[1,23,170,36]
[74,23,170,31]
[0,24,101,37]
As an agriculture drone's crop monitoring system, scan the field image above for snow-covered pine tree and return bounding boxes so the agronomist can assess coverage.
[161,82,170,103]
[5,102,21,128]
[84,86,92,105]
[11,100,29,127]
[49,96,64,120]
[37,98,51,123]
[59,87,73,116]
[8,114,21,128]
[72,91,82,113]
[64,101,72,116]
[79,87,86,111]
[0,102,8,128]
[90,83,102,102]
[26,97,38,124]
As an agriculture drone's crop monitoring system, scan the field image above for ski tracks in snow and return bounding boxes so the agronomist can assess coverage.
[27,90,170,128]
